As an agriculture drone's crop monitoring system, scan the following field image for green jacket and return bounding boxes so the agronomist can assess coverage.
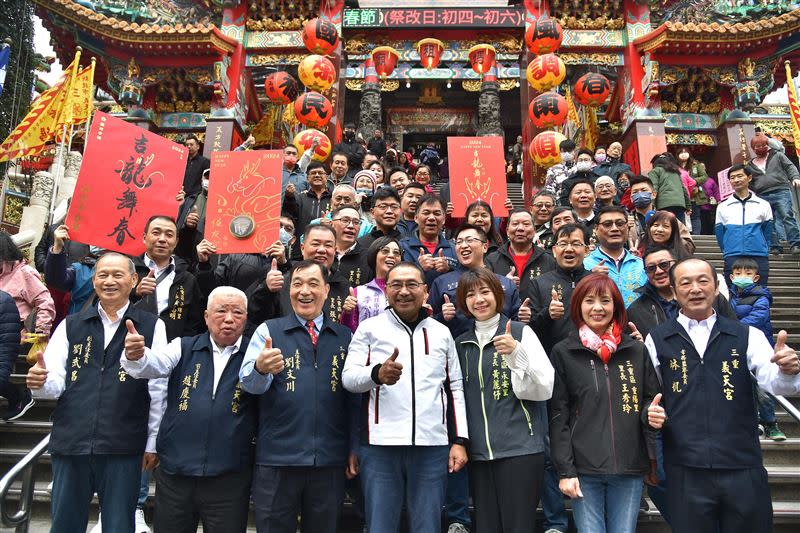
[686,162,710,206]
[648,166,690,210]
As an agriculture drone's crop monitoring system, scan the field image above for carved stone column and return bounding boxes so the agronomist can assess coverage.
[18,169,55,249]
[476,80,503,137]
[358,81,382,141]
[57,151,83,206]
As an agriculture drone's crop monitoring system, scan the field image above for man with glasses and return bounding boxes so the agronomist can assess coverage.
[584,206,647,307]
[331,206,373,287]
[343,262,468,533]
[283,161,332,240]
[359,187,404,248]
[594,176,617,208]
[530,191,556,249]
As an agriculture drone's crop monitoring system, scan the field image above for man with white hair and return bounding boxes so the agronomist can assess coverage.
[593,141,631,183]
[121,286,256,533]
[594,175,618,208]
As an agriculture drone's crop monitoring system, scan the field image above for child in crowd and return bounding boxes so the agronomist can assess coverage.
[729,257,785,441]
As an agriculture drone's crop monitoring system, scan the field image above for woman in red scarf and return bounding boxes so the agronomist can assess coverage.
[549,273,661,533]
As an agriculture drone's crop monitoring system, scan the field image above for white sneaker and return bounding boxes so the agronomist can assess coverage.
[135,508,151,533]
[89,513,101,533]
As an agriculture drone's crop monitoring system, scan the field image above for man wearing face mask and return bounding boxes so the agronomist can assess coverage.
[745,132,800,255]
[558,150,599,207]
[544,139,577,202]
[333,123,366,173]
[593,141,631,183]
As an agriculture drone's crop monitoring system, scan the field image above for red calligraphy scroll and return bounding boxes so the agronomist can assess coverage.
[447,136,508,217]
[205,150,282,254]
[65,112,187,255]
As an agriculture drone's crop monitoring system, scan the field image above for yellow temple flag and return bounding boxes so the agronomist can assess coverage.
[566,86,580,125]
[784,61,800,157]
[584,107,598,151]
[54,48,82,130]
[66,60,95,126]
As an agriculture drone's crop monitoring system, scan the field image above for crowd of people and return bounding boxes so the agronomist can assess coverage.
[0,126,799,533]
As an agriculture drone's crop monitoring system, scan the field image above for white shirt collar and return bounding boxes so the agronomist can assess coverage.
[98,301,130,324]
[143,253,176,275]
[209,334,243,356]
[677,310,717,332]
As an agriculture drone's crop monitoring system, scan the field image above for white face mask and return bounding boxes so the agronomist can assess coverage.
[678,152,690,161]
[576,161,592,172]
[560,152,574,163]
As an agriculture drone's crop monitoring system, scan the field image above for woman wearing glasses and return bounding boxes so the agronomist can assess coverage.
[340,237,401,333]
[454,267,554,533]
[550,273,660,533]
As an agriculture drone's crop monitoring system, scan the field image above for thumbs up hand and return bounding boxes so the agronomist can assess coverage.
[442,294,456,321]
[506,266,519,287]
[185,205,200,229]
[771,330,800,375]
[518,298,532,323]
[549,288,565,320]
[266,258,284,292]
[418,248,435,271]
[136,269,157,297]
[592,258,609,275]
[628,321,643,342]
[124,320,147,361]
[26,351,48,390]
[434,249,450,273]
[493,320,518,356]
[343,287,357,314]
[648,393,667,429]
[255,337,285,375]
[378,348,403,385]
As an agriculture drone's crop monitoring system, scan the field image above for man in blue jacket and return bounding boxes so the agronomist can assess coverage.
[240,261,356,533]
[399,194,457,286]
[121,286,256,532]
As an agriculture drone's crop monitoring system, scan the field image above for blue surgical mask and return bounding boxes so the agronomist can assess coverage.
[732,276,754,288]
[279,227,293,246]
[356,188,374,199]
[631,191,653,208]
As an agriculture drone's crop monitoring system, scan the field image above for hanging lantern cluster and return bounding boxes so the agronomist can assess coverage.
[294,91,333,129]
[573,72,611,107]
[529,92,568,129]
[293,128,332,162]
[526,54,566,93]
[264,72,298,105]
[371,46,401,78]
[302,18,340,55]
[525,17,564,55]
[417,38,445,70]
[297,54,337,93]
[529,131,566,168]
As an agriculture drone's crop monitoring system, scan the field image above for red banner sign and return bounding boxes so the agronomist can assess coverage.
[205,150,282,254]
[66,112,187,255]
[447,136,508,218]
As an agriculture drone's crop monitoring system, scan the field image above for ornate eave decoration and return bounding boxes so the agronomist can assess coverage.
[345,79,399,92]
[560,53,622,66]
[666,133,717,146]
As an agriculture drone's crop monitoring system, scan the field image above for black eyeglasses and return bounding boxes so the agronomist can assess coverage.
[645,260,676,274]
[599,219,627,229]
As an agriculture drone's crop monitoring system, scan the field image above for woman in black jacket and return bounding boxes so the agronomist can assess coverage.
[454,268,554,533]
[550,273,660,533]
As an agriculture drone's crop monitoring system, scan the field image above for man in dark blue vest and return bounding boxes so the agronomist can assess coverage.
[26,253,167,533]
[644,258,800,533]
[121,285,255,532]
[240,260,356,533]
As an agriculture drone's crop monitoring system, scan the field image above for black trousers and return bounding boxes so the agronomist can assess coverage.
[470,453,545,533]
[665,464,772,533]
[153,467,252,533]
[253,465,344,533]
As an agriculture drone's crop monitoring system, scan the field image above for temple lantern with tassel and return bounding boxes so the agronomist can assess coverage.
[298,55,337,92]
[417,38,445,70]
[528,92,568,128]
[526,54,566,92]
[302,17,340,55]
[525,18,563,55]
[371,46,400,78]
[293,129,332,162]
[529,131,567,168]
[294,91,333,129]
[264,72,299,105]
[573,73,611,107]
[468,44,496,75]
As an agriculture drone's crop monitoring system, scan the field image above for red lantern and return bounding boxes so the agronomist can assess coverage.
[529,92,568,128]
[264,72,298,104]
[294,91,333,129]
[525,18,564,55]
[293,129,332,162]
[526,54,566,92]
[468,44,496,75]
[417,38,444,70]
[529,131,567,168]
[574,73,611,107]
[371,46,400,78]
[298,54,337,92]
[302,17,340,55]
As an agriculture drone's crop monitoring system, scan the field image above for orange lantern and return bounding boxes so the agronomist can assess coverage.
[525,18,564,55]
[298,54,337,92]
[574,73,611,107]
[293,129,332,162]
[264,72,299,105]
[294,91,333,129]
[371,46,400,78]
[529,92,568,128]
[302,17,340,55]
[417,38,444,70]
[526,54,566,92]
[529,131,567,168]
[468,44,496,75]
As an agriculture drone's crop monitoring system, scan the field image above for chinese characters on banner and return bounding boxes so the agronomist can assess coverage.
[205,150,282,254]
[65,112,187,255]
[717,167,735,201]
[447,136,508,217]
[342,7,524,28]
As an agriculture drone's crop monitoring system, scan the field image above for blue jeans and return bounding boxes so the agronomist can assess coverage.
[571,474,643,533]
[690,202,701,235]
[758,389,777,425]
[51,454,142,533]
[760,189,800,249]
[647,432,670,525]
[445,466,471,527]
[138,469,150,508]
[360,445,449,533]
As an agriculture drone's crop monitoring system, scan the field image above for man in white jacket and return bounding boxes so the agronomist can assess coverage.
[343,262,469,533]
